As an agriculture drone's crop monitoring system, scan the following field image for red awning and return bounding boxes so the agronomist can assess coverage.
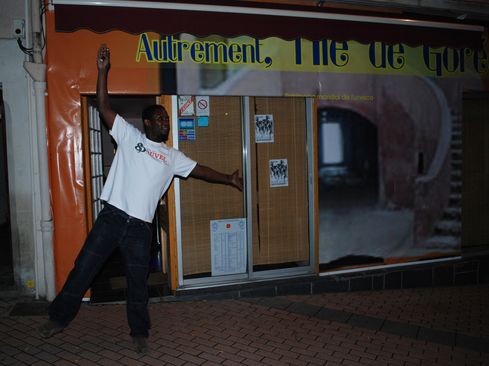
[53,1,485,49]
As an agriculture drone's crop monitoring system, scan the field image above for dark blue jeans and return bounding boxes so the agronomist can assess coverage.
[48,203,153,337]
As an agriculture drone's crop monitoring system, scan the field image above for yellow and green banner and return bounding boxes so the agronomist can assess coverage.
[136,33,489,78]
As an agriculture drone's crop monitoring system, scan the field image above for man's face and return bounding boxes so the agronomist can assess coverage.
[144,108,170,142]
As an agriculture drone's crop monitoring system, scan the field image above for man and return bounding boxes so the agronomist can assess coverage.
[38,44,242,354]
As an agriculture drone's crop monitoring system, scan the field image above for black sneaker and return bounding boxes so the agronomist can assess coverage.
[38,320,65,338]
[132,335,148,354]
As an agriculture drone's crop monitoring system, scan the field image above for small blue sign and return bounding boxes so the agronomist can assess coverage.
[197,116,209,127]
[178,118,195,129]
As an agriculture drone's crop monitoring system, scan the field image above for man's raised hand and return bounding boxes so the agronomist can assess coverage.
[97,44,110,70]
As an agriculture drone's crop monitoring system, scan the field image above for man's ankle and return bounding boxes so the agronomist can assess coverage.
[38,320,65,338]
[132,335,148,354]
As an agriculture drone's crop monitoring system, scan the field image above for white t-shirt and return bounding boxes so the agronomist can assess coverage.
[100,114,197,222]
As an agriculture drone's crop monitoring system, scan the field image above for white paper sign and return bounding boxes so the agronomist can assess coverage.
[270,159,288,187]
[254,114,274,143]
[211,218,247,276]
[178,95,195,116]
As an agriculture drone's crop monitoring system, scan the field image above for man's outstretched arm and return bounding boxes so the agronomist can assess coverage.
[189,164,243,191]
[96,44,116,129]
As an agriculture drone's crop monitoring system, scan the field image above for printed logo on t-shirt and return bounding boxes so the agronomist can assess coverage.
[134,142,168,164]
[135,142,146,153]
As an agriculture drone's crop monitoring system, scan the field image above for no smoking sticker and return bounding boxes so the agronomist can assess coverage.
[196,96,210,116]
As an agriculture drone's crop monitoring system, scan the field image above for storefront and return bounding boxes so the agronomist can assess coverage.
[47,0,488,301]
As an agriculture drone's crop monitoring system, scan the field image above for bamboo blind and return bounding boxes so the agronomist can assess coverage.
[179,97,244,275]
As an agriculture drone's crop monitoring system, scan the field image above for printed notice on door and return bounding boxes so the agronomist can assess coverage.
[254,114,274,143]
[210,218,247,276]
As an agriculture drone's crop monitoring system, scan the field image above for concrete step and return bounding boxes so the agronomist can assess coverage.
[435,219,462,235]
[451,140,462,148]
[451,136,462,145]
[452,148,462,157]
[449,193,462,205]
[425,235,460,249]
[451,170,462,181]
[451,112,462,120]
[443,207,461,220]
[451,159,462,170]
[450,181,462,193]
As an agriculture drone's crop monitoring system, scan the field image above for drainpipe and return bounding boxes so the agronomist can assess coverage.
[24,0,56,301]
[24,0,43,301]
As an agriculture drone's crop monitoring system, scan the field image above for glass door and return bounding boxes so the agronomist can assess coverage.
[176,96,246,285]
[176,96,314,287]
[248,97,312,278]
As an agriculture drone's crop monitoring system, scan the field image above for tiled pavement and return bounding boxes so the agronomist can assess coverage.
[1,284,488,365]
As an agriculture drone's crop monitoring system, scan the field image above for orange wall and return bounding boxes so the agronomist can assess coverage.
[45,12,161,292]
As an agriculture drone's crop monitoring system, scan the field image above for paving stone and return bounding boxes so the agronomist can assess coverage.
[9,302,49,316]
[417,327,456,346]
[286,301,321,316]
[381,319,420,338]
[455,333,489,353]
[0,285,488,365]
[347,314,384,331]
[314,307,352,323]
[257,297,292,310]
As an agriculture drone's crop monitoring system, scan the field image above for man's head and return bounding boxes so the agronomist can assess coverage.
[142,105,170,143]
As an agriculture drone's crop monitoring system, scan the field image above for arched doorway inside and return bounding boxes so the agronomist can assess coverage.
[318,108,379,206]
[318,107,382,269]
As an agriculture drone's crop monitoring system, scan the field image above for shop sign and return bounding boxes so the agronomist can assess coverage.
[136,33,489,78]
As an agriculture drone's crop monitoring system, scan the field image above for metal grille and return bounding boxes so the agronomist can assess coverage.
[88,105,104,221]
